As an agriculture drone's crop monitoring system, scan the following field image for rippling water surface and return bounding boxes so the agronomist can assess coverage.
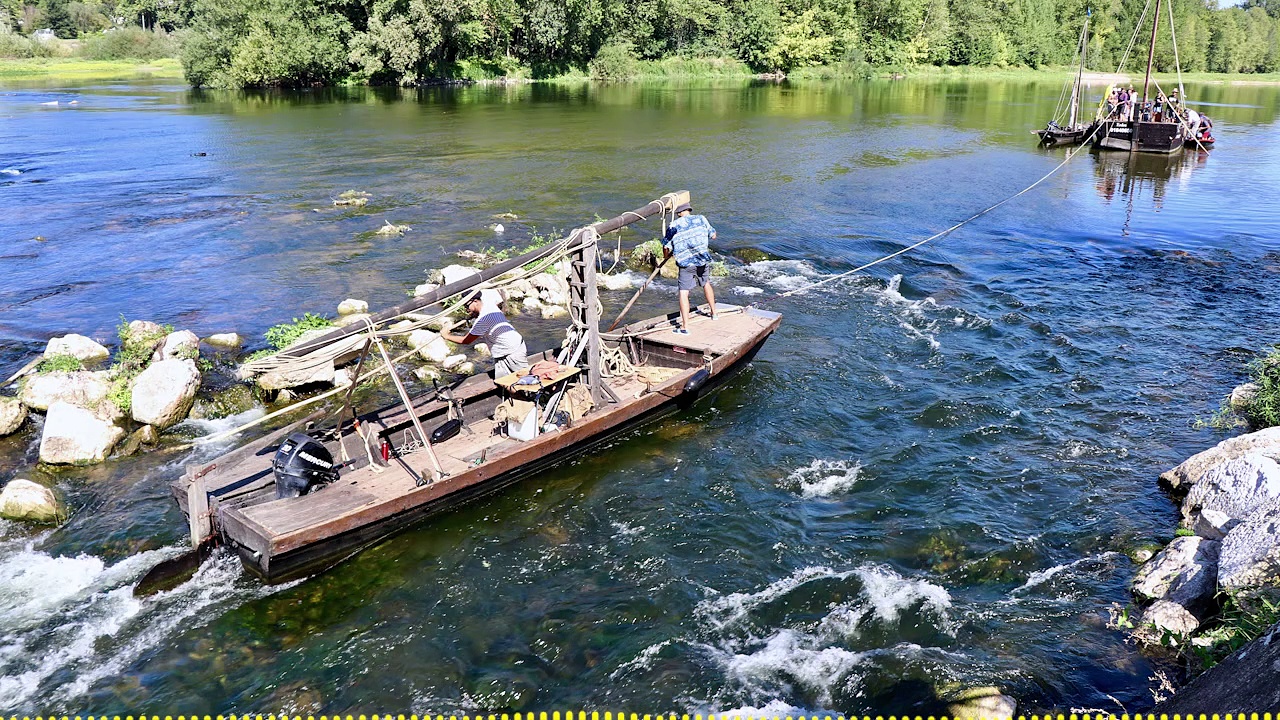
[2,77,1279,714]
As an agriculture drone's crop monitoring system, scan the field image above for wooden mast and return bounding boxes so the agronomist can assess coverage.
[1070,14,1088,129]
[1141,0,1161,113]
[279,191,690,361]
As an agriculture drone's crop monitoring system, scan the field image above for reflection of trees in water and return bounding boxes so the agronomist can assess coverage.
[1092,149,1209,211]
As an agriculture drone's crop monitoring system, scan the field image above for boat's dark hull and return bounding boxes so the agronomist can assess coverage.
[219,312,779,583]
[1093,119,1185,153]
[1037,123,1093,147]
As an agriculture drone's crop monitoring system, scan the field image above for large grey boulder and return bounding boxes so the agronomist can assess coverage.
[1182,454,1280,524]
[44,334,109,364]
[1132,535,1220,614]
[430,264,481,286]
[1136,599,1202,639]
[1161,427,1280,491]
[0,396,27,436]
[408,329,450,363]
[1218,502,1280,589]
[38,401,125,464]
[1192,508,1239,541]
[156,330,200,361]
[0,479,61,523]
[131,358,200,429]
[19,371,111,411]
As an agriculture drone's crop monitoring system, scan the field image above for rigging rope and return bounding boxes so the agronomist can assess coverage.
[751,124,1105,307]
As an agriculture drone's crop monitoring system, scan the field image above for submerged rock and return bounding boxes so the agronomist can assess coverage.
[20,371,111,412]
[540,305,568,320]
[157,330,200,361]
[1183,454,1280,524]
[728,247,784,263]
[413,366,441,383]
[1230,382,1260,411]
[337,298,368,316]
[0,396,27,436]
[1161,427,1280,491]
[131,358,201,429]
[442,354,466,370]
[0,479,61,523]
[116,424,159,457]
[190,384,257,420]
[943,686,1016,720]
[39,401,125,464]
[204,333,243,349]
[44,334,109,364]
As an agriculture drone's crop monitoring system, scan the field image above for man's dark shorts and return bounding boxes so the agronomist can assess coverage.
[678,264,710,291]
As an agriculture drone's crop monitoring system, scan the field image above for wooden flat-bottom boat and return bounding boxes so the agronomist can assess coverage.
[1092,118,1185,154]
[172,304,781,582]
[1036,122,1094,147]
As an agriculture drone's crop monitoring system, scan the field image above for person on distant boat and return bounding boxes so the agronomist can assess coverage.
[442,289,530,378]
[663,202,718,335]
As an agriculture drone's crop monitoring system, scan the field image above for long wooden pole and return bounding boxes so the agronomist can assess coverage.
[1070,16,1088,128]
[607,256,670,332]
[280,191,689,360]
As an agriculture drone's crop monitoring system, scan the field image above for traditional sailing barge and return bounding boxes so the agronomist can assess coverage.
[169,192,781,583]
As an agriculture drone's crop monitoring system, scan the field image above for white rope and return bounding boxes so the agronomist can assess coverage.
[1167,0,1185,99]
[758,125,1104,304]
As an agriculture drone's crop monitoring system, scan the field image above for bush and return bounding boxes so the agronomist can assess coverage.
[589,41,640,81]
[264,313,334,350]
[38,354,85,373]
[0,31,54,59]
[82,27,179,61]
[1241,346,1280,428]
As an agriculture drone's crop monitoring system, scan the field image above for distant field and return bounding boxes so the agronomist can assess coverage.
[0,57,184,82]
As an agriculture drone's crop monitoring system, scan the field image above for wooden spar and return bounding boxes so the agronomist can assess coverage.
[582,238,604,406]
[279,191,690,361]
[187,473,211,547]
[1069,16,1088,128]
[1141,0,1161,111]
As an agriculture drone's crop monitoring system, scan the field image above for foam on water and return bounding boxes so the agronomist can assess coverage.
[780,459,863,498]
[721,630,870,706]
[0,541,296,708]
[732,286,764,297]
[598,270,648,291]
[174,406,267,459]
[1011,552,1124,597]
[697,565,847,635]
[739,260,826,293]
[1,168,20,176]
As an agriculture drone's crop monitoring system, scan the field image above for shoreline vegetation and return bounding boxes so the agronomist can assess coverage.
[3,54,1279,86]
[2,0,1278,88]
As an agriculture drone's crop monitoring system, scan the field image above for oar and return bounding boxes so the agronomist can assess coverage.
[1,356,42,388]
[607,255,670,332]
[134,536,218,597]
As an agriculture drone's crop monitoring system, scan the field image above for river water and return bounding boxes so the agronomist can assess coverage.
[1,77,1279,714]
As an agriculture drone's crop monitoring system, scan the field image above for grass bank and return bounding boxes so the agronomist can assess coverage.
[0,57,184,83]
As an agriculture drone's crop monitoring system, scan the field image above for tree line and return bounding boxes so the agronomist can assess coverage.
[2,0,1277,86]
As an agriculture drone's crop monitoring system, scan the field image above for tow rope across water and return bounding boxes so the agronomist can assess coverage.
[751,128,1103,306]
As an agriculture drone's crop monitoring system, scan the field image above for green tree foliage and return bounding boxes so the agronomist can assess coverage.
[172,0,1280,87]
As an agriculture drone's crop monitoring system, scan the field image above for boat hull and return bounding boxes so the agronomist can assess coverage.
[1093,119,1185,154]
[184,307,781,583]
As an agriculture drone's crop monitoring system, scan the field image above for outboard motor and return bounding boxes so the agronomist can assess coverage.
[273,432,340,499]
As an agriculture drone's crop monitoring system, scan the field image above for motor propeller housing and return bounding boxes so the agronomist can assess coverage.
[272,432,340,499]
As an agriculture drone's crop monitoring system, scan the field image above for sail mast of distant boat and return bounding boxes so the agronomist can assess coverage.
[1068,14,1088,128]
[1141,0,1161,112]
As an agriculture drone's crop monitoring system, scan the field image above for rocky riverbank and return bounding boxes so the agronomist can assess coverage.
[1119,377,1280,707]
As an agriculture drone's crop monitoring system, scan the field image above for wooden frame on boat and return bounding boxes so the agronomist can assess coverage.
[169,193,783,582]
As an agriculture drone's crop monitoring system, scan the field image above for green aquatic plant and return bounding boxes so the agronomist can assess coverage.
[264,313,334,350]
[1240,346,1280,429]
[1187,584,1280,671]
[37,354,85,374]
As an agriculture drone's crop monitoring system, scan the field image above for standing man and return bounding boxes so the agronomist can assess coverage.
[663,202,717,334]
[441,289,530,378]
